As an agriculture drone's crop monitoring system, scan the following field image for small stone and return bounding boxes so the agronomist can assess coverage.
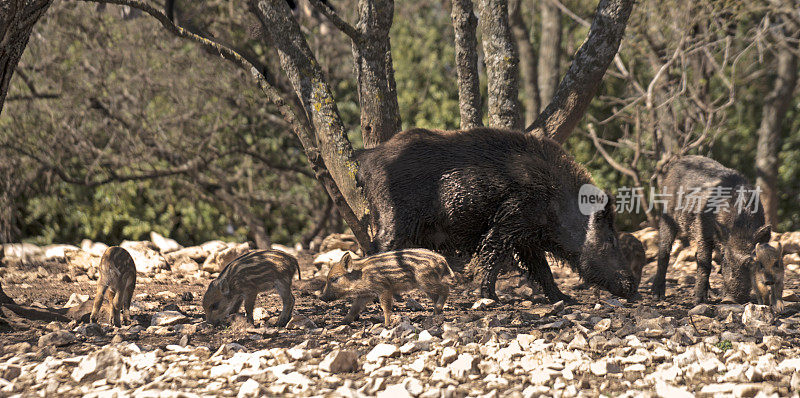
[151,311,188,326]
[440,347,458,365]
[594,318,612,332]
[405,298,425,311]
[237,379,261,398]
[590,360,620,376]
[762,335,781,351]
[320,350,359,373]
[567,333,587,350]
[38,331,77,347]
[378,384,412,398]
[448,353,477,380]
[404,377,424,397]
[655,381,693,398]
[366,343,399,362]
[2,365,21,381]
[286,314,317,330]
[733,383,770,398]
[551,300,565,314]
[688,304,714,317]
[472,298,496,310]
[742,303,775,327]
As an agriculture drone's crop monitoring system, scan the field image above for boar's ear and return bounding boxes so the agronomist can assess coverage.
[600,191,616,225]
[753,224,771,244]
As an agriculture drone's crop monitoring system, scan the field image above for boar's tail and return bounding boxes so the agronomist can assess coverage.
[294,258,302,280]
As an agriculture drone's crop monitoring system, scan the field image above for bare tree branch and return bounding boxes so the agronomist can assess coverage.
[527,0,635,143]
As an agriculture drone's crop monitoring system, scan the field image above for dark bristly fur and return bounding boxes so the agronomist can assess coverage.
[320,248,454,326]
[654,155,771,304]
[753,243,784,312]
[203,249,300,327]
[91,246,136,327]
[355,127,636,302]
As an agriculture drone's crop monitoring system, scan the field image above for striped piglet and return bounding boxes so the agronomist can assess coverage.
[203,249,301,327]
[320,248,454,326]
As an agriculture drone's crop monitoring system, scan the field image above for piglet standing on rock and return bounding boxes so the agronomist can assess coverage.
[90,246,137,327]
[320,248,454,326]
[203,249,301,327]
[654,155,771,304]
[752,243,784,313]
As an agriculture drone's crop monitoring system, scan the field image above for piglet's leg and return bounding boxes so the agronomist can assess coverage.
[343,296,369,324]
[111,290,124,327]
[275,281,295,327]
[379,291,394,326]
[243,293,257,325]
[90,284,108,324]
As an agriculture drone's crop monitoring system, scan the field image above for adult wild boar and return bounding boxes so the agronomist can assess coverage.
[356,128,637,302]
[653,155,770,304]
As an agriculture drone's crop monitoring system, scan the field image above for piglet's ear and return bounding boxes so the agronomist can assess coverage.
[753,224,771,244]
[340,252,353,272]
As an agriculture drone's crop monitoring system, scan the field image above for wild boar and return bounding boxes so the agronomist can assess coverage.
[320,249,454,326]
[653,155,771,304]
[619,232,646,290]
[355,127,636,302]
[752,243,784,312]
[90,246,137,327]
[203,249,300,327]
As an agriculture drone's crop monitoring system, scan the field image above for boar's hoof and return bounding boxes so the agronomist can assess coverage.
[626,291,642,302]
[479,288,501,303]
[547,293,577,305]
[651,285,666,300]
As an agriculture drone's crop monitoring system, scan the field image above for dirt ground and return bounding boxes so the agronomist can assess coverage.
[2,251,798,353]
[1,247,799,397]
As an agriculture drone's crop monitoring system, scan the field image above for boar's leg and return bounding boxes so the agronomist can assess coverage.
[694,238,714,304]
[274,281,295,327]
[379,291,395,326]
[653,215,678,299]
[517,248,574,303]
[475,228,513,301]
[343,296,370,324]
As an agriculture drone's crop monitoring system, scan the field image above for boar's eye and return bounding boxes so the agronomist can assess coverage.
[210,303,219,311]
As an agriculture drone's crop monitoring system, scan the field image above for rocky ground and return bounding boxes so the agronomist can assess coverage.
[1,231,800,397]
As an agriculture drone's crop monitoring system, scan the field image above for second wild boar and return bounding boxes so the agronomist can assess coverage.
[654,155,771,304]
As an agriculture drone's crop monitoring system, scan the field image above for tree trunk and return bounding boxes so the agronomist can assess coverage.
[527,0,635,143]
[0,0,53,114]
[451,0,483,129]
[509,0,540,125]
[756,42,798,228]
[479,0,522,130]
[252,0,372,248]
[353,0,401,148]
[537,0,561,105]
